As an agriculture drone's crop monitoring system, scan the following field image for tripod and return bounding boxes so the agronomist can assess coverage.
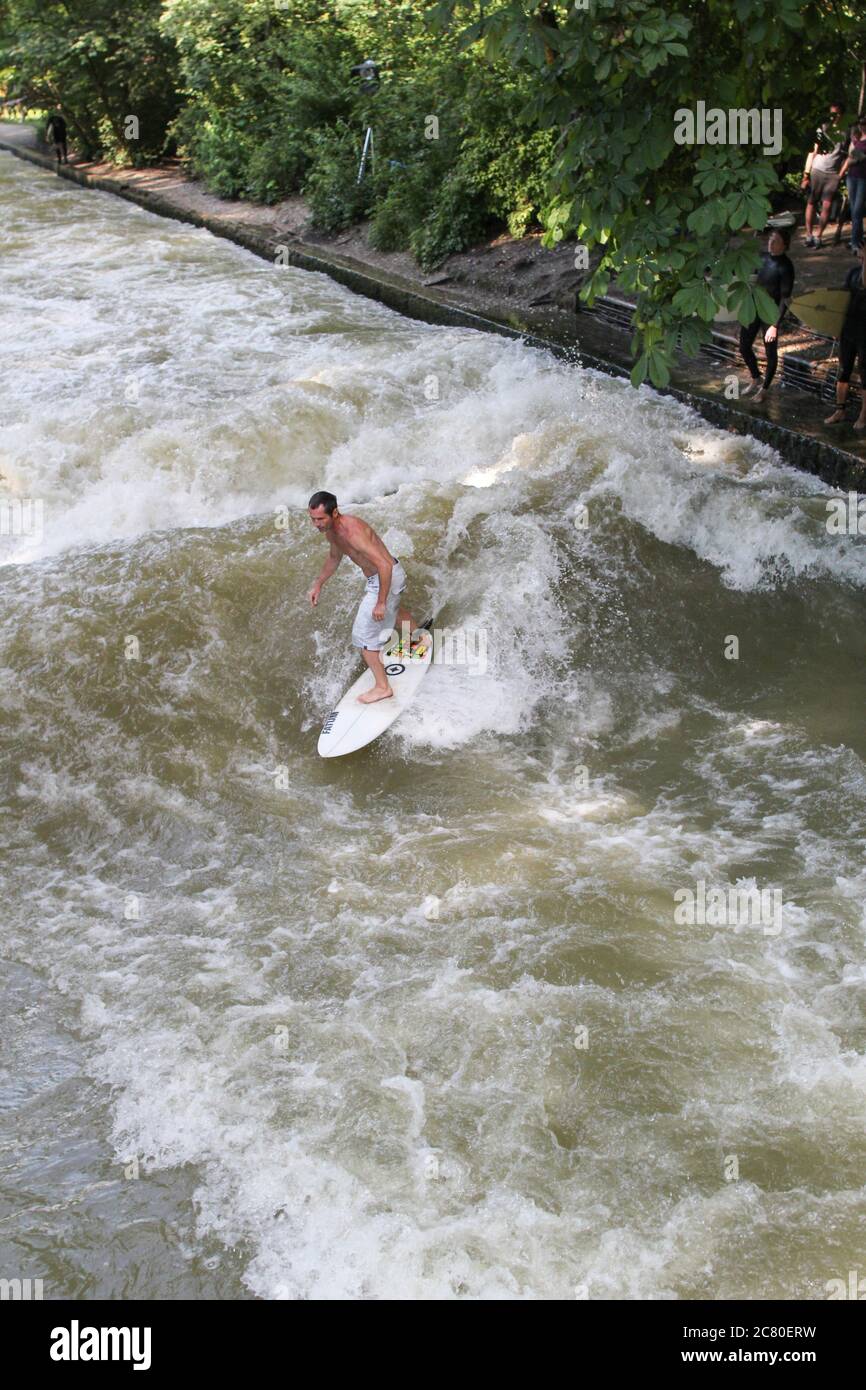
[357,125,374,184]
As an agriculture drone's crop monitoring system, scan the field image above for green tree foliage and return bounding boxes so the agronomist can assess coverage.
[160,0,352,202]
[430,0,866,382]
[161,0,553,259]
[1,0,551,259]
[4,0,864,358]
[0,0,181,162]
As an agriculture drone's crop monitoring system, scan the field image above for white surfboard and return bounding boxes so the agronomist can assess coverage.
[318,625,434,758]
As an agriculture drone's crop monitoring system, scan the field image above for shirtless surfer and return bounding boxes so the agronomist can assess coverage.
[307,491,426,704]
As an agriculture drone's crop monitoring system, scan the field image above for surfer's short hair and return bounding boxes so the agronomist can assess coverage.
[309,491,338,514]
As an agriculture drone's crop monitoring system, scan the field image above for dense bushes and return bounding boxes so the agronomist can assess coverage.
[160,0,352,203]
[4,1,866,378]
[159,0,553,262]
[0,0,553,264]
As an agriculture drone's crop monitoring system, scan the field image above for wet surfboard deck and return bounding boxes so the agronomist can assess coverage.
[317,627,433,758]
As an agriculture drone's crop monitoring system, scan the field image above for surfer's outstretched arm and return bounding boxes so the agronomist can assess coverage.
[308,543,342,605]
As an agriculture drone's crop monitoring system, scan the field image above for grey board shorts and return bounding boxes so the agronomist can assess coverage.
[808,167,840,204]
[351,558,407,651]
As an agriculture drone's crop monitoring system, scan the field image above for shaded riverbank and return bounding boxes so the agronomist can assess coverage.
[2,121,865,490]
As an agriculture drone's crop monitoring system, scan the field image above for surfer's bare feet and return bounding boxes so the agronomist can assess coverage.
[358,686,393,704]
[854,417,866,432]
[824,409,846,424]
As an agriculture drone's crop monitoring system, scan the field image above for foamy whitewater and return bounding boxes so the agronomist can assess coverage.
[1,152,865,1300]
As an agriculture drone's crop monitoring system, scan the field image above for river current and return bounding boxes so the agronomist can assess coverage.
[1,151,864,1300]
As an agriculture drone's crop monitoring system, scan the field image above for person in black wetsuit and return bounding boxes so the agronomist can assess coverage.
[739,228,795,403]
[824,245,866,431]
[45,112,68,165]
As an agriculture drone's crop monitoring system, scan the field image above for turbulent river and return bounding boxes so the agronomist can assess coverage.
[1,150,865,1300]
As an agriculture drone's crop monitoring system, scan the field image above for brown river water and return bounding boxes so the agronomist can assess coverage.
[1,151,865,1299]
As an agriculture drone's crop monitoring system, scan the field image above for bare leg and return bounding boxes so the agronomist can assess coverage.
[395,605,415,638]
[357,648,394,704]
[825,381,849,424]
[395,604,431,648]
[816,198,833,241]
[805,201,816,237]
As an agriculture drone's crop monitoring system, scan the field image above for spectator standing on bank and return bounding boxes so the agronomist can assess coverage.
[839,122,866,253]
[824,245,866,431]
[802,101,850,248]
[739,228,795,403]
[45,111,68,166]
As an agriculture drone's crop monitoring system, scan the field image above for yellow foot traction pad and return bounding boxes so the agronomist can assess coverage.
[386,636,431,660]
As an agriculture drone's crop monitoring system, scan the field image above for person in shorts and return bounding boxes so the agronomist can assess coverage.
[802,101,850,248]
[307,491,428,704]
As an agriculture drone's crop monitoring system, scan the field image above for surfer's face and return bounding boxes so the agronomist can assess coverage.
[309,505,335,533]
[768,232,784,256]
